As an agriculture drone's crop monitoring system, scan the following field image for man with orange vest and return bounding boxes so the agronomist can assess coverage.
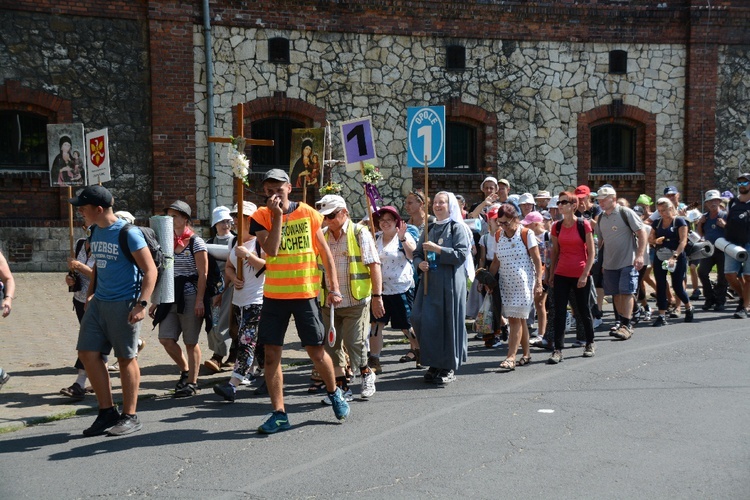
[250,169,349,433]
[316,195,384,403]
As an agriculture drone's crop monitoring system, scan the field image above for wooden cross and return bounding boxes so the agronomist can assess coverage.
[209,103,274,279]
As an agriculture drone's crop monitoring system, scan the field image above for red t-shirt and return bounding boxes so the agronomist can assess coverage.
[554,219,592,278]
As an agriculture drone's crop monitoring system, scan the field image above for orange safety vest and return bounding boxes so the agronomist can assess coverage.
[252,203,323,300]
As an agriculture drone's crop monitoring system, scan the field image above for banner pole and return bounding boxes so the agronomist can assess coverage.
[68,186,74,257]
[423,156,429,295]
[360,161,376,237]
[235,102,244,280]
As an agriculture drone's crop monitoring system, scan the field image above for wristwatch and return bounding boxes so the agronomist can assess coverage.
[137,300,148,308]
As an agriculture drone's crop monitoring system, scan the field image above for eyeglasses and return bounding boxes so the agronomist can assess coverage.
[557,200,572,205]
[324,210,341,220]
[738,181,750,187]
[497,220,512,226]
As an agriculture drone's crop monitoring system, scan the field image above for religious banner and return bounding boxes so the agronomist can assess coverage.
[289,128,324,189]
[86,128,111,184]
[47,123,86,187]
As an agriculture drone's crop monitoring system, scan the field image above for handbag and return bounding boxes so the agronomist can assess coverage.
[474,293,494,334]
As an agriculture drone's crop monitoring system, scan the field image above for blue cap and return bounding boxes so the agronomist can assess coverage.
[664,186,679,195]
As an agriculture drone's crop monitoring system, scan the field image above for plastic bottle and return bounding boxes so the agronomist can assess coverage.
[427,251,438,270]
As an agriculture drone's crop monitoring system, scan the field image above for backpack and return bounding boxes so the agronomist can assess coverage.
[189,236,224,298]
[495,226,532,255]
[119,224,167,293]
[553,217,586,241]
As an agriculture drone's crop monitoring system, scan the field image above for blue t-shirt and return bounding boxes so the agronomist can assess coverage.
[90,218,147,301]
[654,216,688,252]
[702,211,726,244]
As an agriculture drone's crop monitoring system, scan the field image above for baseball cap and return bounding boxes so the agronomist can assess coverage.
[263,168,290,184]
[636,194,653,206]
[540,210,552,220]
[520,211,543,225]
[738,172,750,181]
[596,186,617,198]
[229,201,257,216]
[704,190,722,203]
[664,185,679,195]
[69,185,114,208]
[114,210,136,224]
[633,205,645,216]
[487,206,500,219]
[721,190,734,200]
[574,185,591,198]
[498,178,511,188]
[211,206,232,226]
[518,193,535,205]
[480,176,498,190]
[316,194,347,215]
[535,190,551,200]
[166,200,191,218]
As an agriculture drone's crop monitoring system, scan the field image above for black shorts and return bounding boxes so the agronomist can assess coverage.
[370,290,413,330]
[257,297,325,347]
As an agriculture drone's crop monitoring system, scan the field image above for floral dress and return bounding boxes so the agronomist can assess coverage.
[495,226,538,318]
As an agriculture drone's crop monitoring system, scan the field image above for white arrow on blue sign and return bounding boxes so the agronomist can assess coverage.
[407,106,445,168]
[340,116,377,171]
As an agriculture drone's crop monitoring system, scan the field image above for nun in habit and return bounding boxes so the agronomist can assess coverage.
[412,191,473,385]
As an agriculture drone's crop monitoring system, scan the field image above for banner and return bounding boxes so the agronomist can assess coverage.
[47,123,86,187]
[86,128,111,184]
[289,128,324,189]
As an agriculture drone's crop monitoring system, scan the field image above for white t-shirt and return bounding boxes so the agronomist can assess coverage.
[376,233,415,295]
[229,238,265,306]
[479,232,498,264]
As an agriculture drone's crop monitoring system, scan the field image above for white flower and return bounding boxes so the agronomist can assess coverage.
[227,147,249,179]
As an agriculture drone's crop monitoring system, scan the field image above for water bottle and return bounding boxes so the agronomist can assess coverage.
[427,251,438,270]
[667,259,677,273]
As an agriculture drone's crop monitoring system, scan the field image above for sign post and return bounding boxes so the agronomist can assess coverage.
[407,106,446,294]
[340,116,378,235]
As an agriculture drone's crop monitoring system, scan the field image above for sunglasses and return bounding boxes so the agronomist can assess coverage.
[738,181,750,187]
[557,200,572,205]
[324,210,341,220]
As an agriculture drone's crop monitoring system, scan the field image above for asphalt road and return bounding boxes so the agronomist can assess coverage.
[1,308,749,499]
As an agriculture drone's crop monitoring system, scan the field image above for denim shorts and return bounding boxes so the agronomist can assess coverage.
[724,242,750,276]
[602,266,639,296]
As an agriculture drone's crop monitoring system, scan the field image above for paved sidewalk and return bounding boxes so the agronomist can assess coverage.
[0,273,406,432]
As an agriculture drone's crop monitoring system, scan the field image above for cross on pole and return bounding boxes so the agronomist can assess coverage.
[209,103,274,279]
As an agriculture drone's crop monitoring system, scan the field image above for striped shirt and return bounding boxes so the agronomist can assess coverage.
[174,235,207,295]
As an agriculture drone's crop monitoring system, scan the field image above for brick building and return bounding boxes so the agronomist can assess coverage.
[1,1,749,270]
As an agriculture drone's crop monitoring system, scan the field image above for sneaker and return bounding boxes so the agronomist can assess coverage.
[571,339,586,348]
[257,410,291,434]
[564,312,576,333]
[612,324,633,340]
[367,356,382,375]
[734,308,750,319]
[593,317,603,329]
[690,289,701,301]
[714,303,726,312]
[213,382,236,402]
[203,359,222,373]
[107,362,119,372]
[701,299,716,311]
[668,310,680,319]
[137,338,146,353]
[643,307,652,321]
[651,315,669,327]
[538,337,551,349]
[529,335,543,346]
[253,379,268,396]
[434,369,456,385]
[329,387,351,421]
[474,332,484,340]
[321,387,353,405]
[107,414,142,436]
[583,343,596,357]
[490,336,504,348]
[547,350,563,364]
[0,369,9,389]
[361,370,377,399]
[684,307,694,323]
[83,407,120,437]
[60,382,87,401]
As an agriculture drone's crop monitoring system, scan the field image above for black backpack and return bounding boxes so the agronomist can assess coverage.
[189,236,224,298]
[118,224,167,291]
[553,217,586,241]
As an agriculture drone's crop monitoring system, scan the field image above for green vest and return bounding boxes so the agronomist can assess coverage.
[346,222,372,300]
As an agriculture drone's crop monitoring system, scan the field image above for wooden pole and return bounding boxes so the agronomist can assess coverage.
[235,103,244,280]
[360,161,376,237]
[423,156,429,295]
[68,186,75,257]
[302,174,308,205]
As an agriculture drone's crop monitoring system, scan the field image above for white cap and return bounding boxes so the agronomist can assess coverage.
[229,201,258,216]
[596,186,617,198]
[211,206,232,227]
[518,193,535,205]
[114,211,135,224]
[316,194,347,215]
[548,195,559,209]
[704,190,722,203]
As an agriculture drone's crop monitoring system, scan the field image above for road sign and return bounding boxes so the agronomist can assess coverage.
[407,106,445,168]
[340,116,376,171]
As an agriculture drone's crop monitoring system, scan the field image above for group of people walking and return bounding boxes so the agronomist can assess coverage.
[6,169,748,438]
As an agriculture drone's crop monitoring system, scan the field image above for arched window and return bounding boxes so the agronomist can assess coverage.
[0,110,48,170]
[445,122,477,172]
[591,123,636,173]
[250,117,305,172]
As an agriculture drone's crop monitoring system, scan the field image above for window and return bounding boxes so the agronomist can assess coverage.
[269,37,290,64]
[609,50,627,74]
[0,111,48,170]
[591,124,636,173]
[445,122,477,172]
[250,117,304,172]
[446,45,466,71]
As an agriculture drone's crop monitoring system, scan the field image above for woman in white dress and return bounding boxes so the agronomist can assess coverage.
[491,203,543,371]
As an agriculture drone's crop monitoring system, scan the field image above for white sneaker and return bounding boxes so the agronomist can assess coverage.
[529,335,543,345]
[593,318,603,329]
[361,370,377,399]
[564,312,577,333]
